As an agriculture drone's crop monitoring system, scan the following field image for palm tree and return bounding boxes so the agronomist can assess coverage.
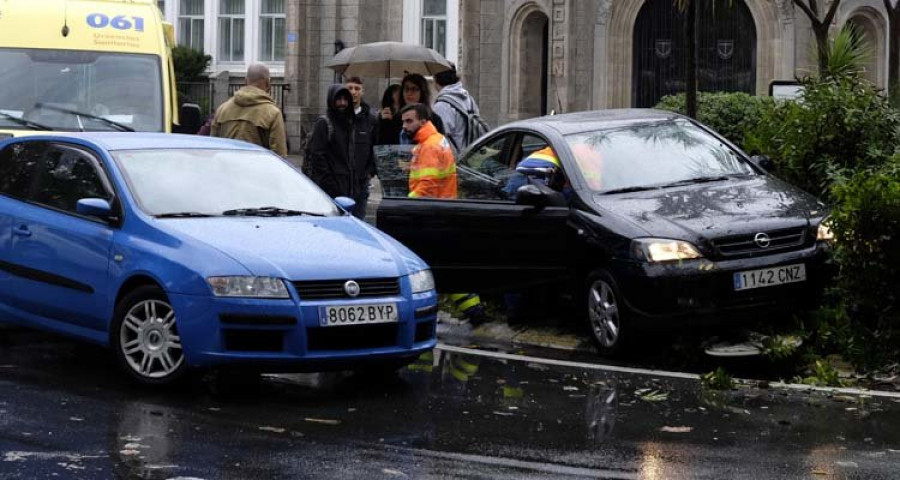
[790,0,843,73]
[673,0,698,119]
[672,1,734,119]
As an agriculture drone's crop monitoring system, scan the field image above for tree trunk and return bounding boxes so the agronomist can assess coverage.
[814,23,830,74]
[685,0,698,119]
[888,5,900,106]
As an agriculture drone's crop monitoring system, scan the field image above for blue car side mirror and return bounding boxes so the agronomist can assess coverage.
[76,198,113,218]
[334,196,357,213]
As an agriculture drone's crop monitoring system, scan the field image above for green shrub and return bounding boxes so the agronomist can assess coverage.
[813,158,900,368]
[172,45,211,82]
[745,76,900,198]
[654,92,773,150]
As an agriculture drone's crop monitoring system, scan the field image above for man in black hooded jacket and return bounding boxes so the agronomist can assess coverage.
[305,84,377,219]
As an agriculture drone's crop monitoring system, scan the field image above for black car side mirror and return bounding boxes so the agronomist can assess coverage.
[516,184,547,208]
[178,103,202,134]
[750,154,774,172]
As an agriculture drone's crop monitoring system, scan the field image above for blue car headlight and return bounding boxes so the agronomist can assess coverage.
[408,269,435,294]
[207,276,290,298]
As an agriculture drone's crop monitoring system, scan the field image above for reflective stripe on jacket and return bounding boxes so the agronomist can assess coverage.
[408,121,458,199]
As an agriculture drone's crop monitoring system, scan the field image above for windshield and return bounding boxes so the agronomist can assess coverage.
[564,120,755,193]
[0,48,163,132]
[114,149,341,217]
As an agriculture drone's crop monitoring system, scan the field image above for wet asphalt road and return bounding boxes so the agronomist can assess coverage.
[2,326,900,479]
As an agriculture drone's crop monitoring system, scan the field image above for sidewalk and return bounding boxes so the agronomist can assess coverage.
[436,310,593,353]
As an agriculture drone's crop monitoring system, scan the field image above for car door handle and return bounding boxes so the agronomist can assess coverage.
[12,225,31,237]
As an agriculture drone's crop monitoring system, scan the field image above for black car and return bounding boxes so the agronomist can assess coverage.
[375,109,831,355]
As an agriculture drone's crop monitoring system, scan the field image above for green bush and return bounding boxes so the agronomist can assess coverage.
[654,92,773,150]
[814,158,900,368]
[745,76,900,198]
[172,45,211,82]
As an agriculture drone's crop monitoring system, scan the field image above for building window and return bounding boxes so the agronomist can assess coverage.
[218,0,245,62]
[421,0,446,56]
[259,0,286,62]
[178,0,204,51]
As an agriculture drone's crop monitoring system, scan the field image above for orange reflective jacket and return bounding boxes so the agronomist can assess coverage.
[408,121,458,199]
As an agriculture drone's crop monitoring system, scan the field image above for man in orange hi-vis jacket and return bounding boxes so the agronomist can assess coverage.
[400,103,458,199]
[400,103,486,325]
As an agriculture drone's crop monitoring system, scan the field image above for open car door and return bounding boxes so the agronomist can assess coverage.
[374,132,571,293]
[376,197,570,292]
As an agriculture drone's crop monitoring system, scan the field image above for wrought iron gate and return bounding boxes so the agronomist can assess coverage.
[632,0,757,108]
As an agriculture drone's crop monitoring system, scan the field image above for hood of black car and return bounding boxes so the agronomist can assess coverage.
[591,175,827,243]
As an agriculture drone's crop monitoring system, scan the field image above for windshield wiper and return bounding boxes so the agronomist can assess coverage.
[34,103,135,132]
[0,112,51,131]
[657,175,735,188]
[222,206,325,217]
[154,212,216,218]
[601,185,662,195]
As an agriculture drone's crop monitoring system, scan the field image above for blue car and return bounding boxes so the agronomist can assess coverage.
[0,134,437,386]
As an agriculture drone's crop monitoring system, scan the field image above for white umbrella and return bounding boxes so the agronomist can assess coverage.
[325,41,452,78]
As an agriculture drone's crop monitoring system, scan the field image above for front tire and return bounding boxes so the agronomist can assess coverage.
[584,270,629,357]
[111,285,187,386]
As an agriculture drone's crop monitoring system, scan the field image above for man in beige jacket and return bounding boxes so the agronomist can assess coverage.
[211,64,288,157]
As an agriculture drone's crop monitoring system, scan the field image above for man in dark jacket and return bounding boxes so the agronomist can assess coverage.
[305,84,377,219]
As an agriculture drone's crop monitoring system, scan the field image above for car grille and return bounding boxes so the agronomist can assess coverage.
[292,278,400,300]
[711,227,809,258]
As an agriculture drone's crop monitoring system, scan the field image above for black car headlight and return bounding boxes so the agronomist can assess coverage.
[816,218,835,242]
[632,238,704,263]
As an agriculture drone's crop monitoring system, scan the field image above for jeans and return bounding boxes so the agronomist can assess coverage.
[351,182,370,220]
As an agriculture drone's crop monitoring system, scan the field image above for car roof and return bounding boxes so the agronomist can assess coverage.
[3,133,267,152]
[503,109,682,136]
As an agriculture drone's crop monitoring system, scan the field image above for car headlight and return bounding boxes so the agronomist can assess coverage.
[409,269,435,294]
[207,276,290,298]
[632,238,704,263]
[816,219,835,242]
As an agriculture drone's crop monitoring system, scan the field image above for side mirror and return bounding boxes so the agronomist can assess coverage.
[515,184,547,208]
[76,198,112,218]
[515,166,554,179]
[178,103,202,134]
[750,154,774,172]
[334,196,357,213]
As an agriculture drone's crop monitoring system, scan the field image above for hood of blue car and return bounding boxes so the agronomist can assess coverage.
[592,175,827,241]
[160,216,425,281]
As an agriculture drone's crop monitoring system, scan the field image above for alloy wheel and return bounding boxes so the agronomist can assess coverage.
[588,279,620,348]
[119,299,184,379]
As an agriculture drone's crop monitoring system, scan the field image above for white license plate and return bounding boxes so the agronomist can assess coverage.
[319,303,398,327]
[733,264,806,291]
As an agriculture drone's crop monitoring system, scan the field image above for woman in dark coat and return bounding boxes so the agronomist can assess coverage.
[376,74,445,145]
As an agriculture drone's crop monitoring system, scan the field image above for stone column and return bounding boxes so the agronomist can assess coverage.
[212,70,231,112]
[549,0,570,113]
[776,0,796,81]
[592,0,612,109]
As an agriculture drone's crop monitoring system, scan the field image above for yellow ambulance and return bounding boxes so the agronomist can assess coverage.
[0,0,196,138]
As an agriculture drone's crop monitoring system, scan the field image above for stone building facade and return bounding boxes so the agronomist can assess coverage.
[282,0,893,152]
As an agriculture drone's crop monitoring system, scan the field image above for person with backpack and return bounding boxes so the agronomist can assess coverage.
[304,84,376,219]
[433,63,489,154]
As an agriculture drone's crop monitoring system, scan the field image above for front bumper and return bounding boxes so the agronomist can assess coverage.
[611,244,831,327]
[169,289,438,370]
